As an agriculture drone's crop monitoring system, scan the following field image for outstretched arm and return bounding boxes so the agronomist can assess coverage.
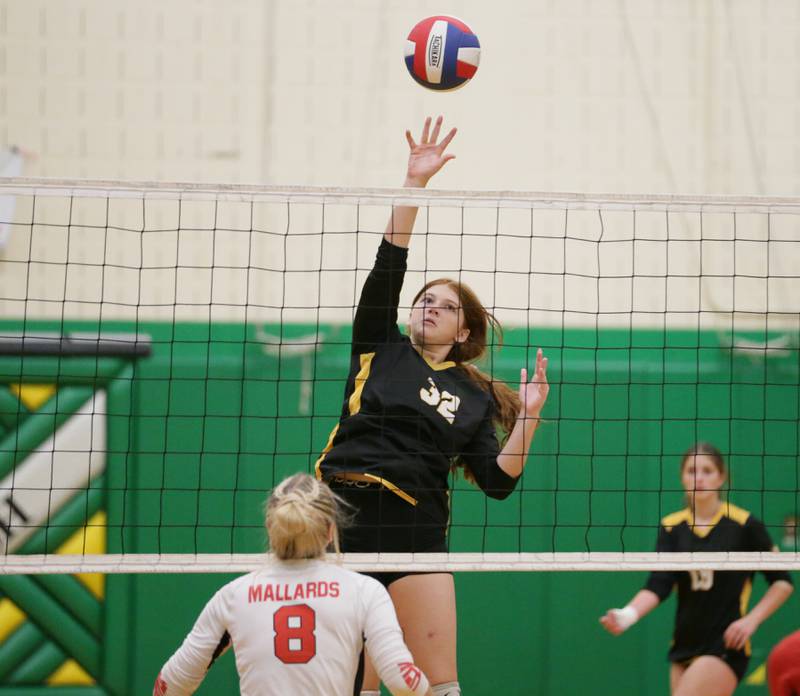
[155,592,230,695]
[496,348,549,478]
[600,524,677,636]
[384,115,457,249]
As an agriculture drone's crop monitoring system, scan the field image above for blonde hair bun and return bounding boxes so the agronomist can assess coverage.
[266,473,349,560]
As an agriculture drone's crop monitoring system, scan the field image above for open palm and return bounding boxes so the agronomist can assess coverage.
[405,115,457,186]
[519,348,549,419]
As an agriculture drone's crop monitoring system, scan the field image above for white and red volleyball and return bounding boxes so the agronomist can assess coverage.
[404,16,480,91]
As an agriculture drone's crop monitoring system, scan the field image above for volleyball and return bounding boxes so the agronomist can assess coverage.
[404,16,480,91]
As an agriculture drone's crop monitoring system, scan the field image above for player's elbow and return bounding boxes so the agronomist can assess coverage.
[484,486,514,500]
[776,579,794,596]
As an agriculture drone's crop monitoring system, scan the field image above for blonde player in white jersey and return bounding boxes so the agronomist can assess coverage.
[154,473,432,696]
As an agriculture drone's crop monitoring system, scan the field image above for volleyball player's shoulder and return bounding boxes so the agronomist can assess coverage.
[661,508,690,531]
[722,502,752,526]
[325,565,388,607]
[221,571,263,599]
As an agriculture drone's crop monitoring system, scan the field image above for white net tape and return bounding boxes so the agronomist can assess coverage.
[0,552,797,575]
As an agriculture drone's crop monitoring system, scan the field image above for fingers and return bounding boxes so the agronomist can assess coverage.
[724,631,739,650]
[529,348,549,384]
[418,116,455,149]
[420,116,432,144]
[725,629,747,651]
[536,347,547,372]
[722,622,750,651]
[599,613,622,636]
[438,126,457,153]
[405,130,416,150]
[430,115,443,144]
[537,358,549,388]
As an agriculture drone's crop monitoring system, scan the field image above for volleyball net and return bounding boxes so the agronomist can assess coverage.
[0,178,798,574]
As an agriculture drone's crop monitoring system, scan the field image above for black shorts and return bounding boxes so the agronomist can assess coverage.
[673,650,749,683]
[329,477,450,588]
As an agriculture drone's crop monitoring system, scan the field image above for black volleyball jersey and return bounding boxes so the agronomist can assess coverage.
[315,238,517,524]
[644,503,793,662]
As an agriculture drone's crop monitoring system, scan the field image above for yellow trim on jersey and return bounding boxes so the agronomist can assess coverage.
[662,502,751,538]
[723,502,750,526]
[421,355,456,371]
[688,505,726,538]
[315,352,374,479]
[333,472,418,506]
[662,509,691,532]
[348,352,375,415]
[314,425,340,480]
[407,338,457,370]
[740,578,753,655]
[315,350,420,505]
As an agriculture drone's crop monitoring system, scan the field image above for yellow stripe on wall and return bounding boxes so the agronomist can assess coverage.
[46,658,93,686]
[9,383,57,411]
[57,511,107,599]
[0,599,26,643]
[744,662,766,685]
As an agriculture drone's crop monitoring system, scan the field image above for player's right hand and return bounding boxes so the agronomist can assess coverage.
[404,115,457,188]
[599,608,632,635]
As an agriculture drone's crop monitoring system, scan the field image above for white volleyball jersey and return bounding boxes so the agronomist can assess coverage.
[155,559,429,696]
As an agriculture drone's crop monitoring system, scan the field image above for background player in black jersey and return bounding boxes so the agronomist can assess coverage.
[599,442,794,696]
[315,116,550,696]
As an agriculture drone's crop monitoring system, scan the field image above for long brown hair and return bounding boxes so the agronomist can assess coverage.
[411,278,521,445]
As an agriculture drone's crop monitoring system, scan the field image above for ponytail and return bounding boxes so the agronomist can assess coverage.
[265,473,351,560]
[460,363,520,443]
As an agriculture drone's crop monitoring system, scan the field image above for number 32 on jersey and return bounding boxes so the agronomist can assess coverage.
[420,378,460,424]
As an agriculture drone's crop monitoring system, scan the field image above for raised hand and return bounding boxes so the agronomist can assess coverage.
[518,348,549,420]
[404,115,457,187]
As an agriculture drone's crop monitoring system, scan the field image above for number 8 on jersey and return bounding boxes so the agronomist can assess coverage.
[274,604,317,664]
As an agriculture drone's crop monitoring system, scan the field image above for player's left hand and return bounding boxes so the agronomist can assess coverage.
[518,348,549,421]
[723,615,758,651]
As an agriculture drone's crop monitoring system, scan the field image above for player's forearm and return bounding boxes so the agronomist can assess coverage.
[496,414,539,478]
[383,205,420,249]
[746,580,793,627]
[628,589,661,620]
[371,645,430,696]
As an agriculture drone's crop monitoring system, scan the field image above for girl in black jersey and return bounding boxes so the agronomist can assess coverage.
[600,443,794,696]
[315,116,550,696]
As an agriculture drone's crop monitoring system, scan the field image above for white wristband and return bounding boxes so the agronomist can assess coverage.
[611,605,639,631]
